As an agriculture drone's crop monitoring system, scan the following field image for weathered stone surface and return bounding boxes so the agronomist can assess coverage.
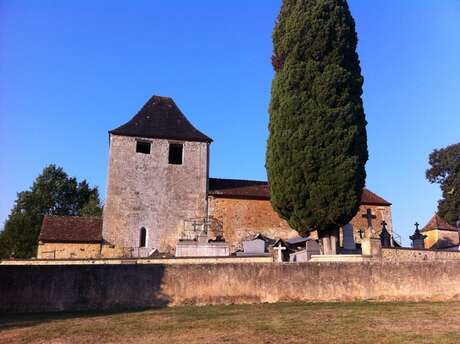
[349,204,394,245]
[103,135,209,254]
[381,247,460,261]
[2,261,460,313]
[208,197,394,252]
[423,228,459,249]
[208,197,298,252]
[175,241,229,257]
[37,243,102,259]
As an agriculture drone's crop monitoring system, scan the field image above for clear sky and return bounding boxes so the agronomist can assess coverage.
[1,1,459,245]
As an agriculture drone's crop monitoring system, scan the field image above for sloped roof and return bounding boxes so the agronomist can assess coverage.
[421,214,457,232]
[39,215,103,243]
[361,188,392,206]
[209,178,270,200]
[208,178,391,206]
[110,95,212,143]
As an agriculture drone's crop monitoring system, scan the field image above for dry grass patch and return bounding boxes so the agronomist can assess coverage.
[1,302,460,344]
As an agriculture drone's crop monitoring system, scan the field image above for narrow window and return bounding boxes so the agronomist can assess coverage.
[139,227,147,247]
[136,141,151,154]
[169,143,183,165]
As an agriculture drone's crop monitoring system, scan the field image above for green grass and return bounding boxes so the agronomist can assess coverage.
[1,302,460,344]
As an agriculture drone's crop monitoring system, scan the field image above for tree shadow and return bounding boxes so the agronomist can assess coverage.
[0,307,154,331]
[0,264,171,323]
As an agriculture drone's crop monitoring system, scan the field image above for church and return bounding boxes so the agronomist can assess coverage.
[37,95,393,259]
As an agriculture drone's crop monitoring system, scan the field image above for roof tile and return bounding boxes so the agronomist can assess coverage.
[208,178,391,205]
[422,214,457,232]
[39,215,103,243]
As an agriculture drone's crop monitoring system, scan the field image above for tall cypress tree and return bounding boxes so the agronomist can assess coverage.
[266,0,368,254]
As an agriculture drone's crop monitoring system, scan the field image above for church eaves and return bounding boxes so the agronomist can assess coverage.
[208,178,391,206]
[109,95,212,143]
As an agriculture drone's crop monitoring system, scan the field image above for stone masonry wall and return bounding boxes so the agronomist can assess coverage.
[208,197,298,252]
[103,135,209,254]
[209,197,393,251]
[37,243,102,259]
[349,204,393,244]
[2,261,460,313]
[382,247,460,262]
[423,229,459,249]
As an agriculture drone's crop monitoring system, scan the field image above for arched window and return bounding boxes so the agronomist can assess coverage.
[139,227,147,247]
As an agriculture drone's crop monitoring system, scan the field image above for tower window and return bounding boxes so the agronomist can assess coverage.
[136,141,151,154]
[140,227,147,247]
[169,143,183,165]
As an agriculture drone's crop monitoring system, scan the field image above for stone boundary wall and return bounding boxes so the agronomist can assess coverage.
[1,261,460,313]
[382,247,460,262]
[0,256,273,266]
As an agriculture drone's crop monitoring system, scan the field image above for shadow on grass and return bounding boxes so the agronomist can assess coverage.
[0,306,155,332]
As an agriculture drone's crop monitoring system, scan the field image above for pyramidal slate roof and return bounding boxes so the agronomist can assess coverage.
[110,95,212,143]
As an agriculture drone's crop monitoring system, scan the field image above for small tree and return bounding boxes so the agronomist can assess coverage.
[0,165,103,258]
[426,142,460,226]
[266,0,368,254]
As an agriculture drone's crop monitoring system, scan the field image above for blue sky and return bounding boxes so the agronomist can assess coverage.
[1,0,459,245]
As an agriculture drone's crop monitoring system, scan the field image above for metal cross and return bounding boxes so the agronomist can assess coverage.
[357,228,365,239]
[381,220,388,229]
[414,222,420,231]
[362,209,377,228]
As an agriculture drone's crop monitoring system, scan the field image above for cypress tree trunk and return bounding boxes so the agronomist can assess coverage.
[266,0,368,254]
[319,229,339,255]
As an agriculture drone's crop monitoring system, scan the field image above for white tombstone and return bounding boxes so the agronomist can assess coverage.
[273,244,286,263]
[343,223,356,250]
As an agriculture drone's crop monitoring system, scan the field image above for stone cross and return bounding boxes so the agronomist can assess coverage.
[414,222,420,231]
[362,208,377,228]
[273,244,286,263]
[192,221,201,232]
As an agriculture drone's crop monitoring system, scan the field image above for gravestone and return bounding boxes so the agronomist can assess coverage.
[236,239,270,256]
[289,239,321,262]
[273,243,286,263]
[410,222,427,249]
[343,223,356,250]
[361,235,381,257]
[379,221,392,248]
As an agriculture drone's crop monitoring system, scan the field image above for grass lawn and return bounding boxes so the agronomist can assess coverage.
[1,302,460,344]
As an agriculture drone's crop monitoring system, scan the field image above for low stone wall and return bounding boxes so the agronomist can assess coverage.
[1,261,460,313]
[382,247,460,262]
[0,256,272,266]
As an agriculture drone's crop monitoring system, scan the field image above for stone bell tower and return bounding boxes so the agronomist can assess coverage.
[102,95,212,255]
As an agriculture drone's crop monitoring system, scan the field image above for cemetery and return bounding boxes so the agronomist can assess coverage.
[1,1,459,343]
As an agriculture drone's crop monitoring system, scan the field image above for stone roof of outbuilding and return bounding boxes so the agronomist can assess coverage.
[110,95,212,143]
[39,215,103,243]
[208,178,391,205]
[421,214,457,232]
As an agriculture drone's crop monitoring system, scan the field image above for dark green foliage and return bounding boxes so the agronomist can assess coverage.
[0,165,103,258]
[426,142,460,226]
[266,0,368,234]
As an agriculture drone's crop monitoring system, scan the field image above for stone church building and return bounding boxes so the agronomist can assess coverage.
[38,95,393,259]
